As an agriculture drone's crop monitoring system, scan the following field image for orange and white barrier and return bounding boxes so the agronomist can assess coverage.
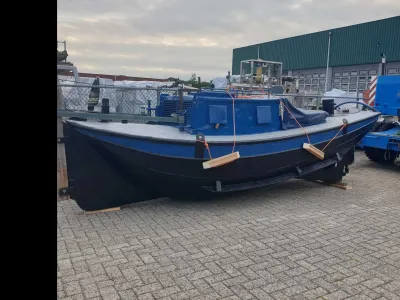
[366,75,377,106]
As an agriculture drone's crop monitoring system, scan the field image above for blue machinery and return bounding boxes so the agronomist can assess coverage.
[359,74,400,164]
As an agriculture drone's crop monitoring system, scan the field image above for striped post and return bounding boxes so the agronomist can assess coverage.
[367,75,377,106]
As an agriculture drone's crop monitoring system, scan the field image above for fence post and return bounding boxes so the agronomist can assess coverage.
[57,77,70,201]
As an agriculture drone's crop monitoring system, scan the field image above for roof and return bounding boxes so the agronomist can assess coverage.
[232,16,400,74]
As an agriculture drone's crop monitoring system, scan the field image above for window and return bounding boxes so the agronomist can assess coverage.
[350,77,358,83]
[300,74,305,79]
[320,73,326,78]
[387,68,397,74]
[306,74,312,78]
[312,73,319,78]
[341,84,349,90]
[342,71,349,76]
[359,77,366,82]
[305,85,311,91]
[319,79,325,84]
[359,70,367,76]
[358,83,366,90]
[368,70,377,75]
[305,79,311,84]
[333,84,340,89]
[299,80,305,84]
[334,72,341,77]
[349,84,357,89]
[334,78,340,83]
[312,79,319,84]
[311,85,319,91]
[341,77,349,83]
[350,71,358,76]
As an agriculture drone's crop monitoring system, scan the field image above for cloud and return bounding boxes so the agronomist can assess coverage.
[57,0,399,81]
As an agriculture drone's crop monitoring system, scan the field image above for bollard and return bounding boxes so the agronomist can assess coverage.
[322,99,335,115]
[101,98,109,123]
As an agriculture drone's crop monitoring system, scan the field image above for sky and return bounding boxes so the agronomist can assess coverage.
[57,0,399,81]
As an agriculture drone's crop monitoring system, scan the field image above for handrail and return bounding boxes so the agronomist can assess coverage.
[334,101,379,112]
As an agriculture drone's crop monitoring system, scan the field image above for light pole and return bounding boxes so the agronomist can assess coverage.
[325,32,332,92]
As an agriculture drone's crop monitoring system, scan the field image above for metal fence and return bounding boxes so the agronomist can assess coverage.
[57,82,182,116]
[57,81,370,124]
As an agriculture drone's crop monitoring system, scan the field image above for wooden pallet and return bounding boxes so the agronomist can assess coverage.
[84,207,121,215]
[311,180,352,190]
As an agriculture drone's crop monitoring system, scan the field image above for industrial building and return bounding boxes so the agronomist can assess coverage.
[232,16,400,93]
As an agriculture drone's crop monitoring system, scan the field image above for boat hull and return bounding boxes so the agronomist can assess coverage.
[63,117,377,211]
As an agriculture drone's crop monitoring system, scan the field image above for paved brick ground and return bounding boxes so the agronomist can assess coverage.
[57,152,400,300]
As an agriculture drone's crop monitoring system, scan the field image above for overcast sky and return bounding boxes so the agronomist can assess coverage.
[57,0,399,81]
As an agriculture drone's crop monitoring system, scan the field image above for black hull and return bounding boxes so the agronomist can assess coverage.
[63,120,375,211]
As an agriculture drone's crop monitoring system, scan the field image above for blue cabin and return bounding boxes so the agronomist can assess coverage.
[155,90,329,136]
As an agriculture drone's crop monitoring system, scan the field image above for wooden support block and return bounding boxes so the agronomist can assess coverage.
[84,207,121,215]
[303,143,325,160]
[312,180,352,190]
[203,151,240,169]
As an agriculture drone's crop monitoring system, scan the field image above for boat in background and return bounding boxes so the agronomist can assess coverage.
[62,87,380,211]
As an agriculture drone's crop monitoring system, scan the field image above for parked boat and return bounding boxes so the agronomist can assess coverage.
[62,88,380,211]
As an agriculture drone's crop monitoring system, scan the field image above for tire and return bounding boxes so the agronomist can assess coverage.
[365,147,397,164]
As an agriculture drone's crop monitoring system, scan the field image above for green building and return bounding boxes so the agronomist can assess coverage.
[232,16,400,92]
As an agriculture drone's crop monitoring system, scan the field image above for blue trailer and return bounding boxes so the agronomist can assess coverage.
[360,74,400,164]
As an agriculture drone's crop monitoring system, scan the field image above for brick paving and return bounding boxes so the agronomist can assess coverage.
[57,152,400,300]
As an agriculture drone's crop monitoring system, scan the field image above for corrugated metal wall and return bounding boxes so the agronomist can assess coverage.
[232,16,400,75]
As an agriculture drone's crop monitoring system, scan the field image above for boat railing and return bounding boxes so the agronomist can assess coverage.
[201,87,368,111]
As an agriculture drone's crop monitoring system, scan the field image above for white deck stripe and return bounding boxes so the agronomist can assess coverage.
[67,110,380,144]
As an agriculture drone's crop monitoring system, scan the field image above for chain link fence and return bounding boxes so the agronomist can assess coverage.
[57,77,370,125]
[57,79,182,117]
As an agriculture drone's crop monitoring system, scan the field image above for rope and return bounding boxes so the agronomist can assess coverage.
[321,123,347,152]
[280,99,311,144]
[280,98,348,153]
[197,140,212,159]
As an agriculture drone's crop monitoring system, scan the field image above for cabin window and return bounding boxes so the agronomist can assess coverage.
[256,106,272,124]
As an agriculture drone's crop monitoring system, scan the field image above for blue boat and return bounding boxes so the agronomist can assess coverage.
[63,89,380,211]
